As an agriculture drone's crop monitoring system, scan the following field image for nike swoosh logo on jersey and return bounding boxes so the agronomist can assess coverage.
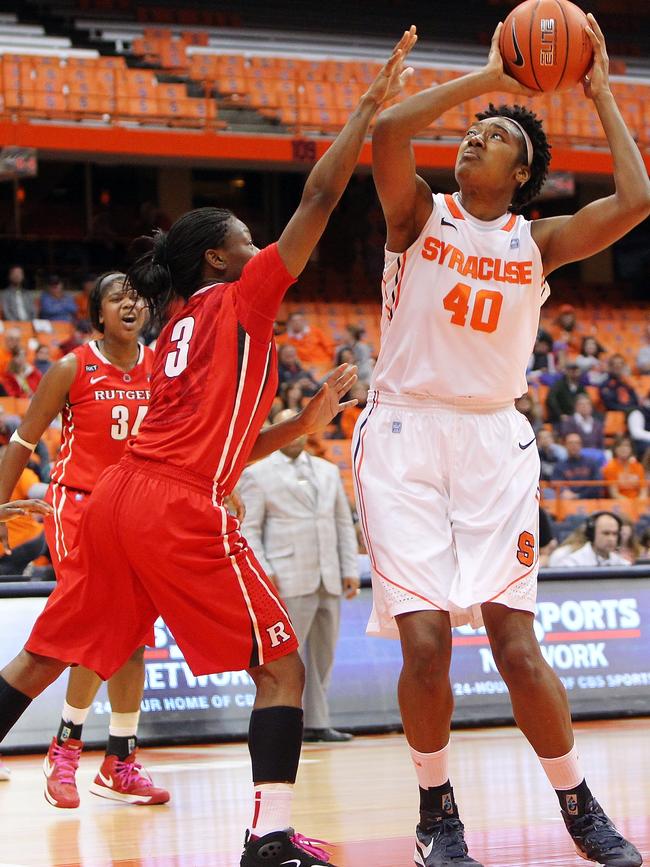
[97,770,114,788]
[90,375,107,384]
[440,216,457,230]
[511,22,525,67]
[519,437,536,450]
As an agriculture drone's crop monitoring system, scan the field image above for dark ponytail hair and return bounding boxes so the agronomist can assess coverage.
[127,207,234,324]
[89,271,127,333]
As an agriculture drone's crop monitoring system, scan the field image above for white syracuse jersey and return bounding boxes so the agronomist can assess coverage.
[371,191,549,404]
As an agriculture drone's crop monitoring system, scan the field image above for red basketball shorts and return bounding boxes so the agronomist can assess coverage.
[27,456,298,679]
[45,483,89,572]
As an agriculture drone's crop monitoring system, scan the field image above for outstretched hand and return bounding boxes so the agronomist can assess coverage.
[582,14,610,100]
[298,364,359,435]
[0,499,53,554]
[484,22,539,96]
[365,26,418,107]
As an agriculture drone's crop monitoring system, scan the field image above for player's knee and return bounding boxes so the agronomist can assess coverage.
[401,634,450,684]
[128,646,145,664]
[250,651,305,694]
[491,639,544,684]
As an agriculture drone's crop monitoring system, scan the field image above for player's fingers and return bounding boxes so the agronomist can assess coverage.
[337,399,359,410]
[490,22,503,48]
[586,12,605,41]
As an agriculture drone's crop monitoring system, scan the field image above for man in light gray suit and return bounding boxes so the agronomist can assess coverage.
[1,266,38,322]
[240,408,360,742]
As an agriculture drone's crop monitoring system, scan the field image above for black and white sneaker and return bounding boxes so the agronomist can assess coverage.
[562,798,643,866]
[414,812,483,866]
[241,828,337,866]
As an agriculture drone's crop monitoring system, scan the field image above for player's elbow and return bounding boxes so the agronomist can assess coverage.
[372,111,402,144]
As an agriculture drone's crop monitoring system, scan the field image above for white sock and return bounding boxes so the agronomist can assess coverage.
[62,701,90,726]
[249,783,294,837]
[538,744,583,790]
[109,711,141,738]
[409,741,450,789]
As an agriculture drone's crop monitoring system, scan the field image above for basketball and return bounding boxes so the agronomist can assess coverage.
[499,0,594,92]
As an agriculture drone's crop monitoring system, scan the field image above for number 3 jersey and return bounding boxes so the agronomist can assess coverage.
[50,340,153,492]
[371,191,548,404]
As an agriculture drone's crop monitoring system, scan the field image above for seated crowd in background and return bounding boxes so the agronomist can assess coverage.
[0,264,648,576]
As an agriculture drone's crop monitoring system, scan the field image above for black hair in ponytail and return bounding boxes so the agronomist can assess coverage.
[127,207,234,324]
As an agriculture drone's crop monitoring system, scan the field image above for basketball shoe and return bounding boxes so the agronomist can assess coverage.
[43,736,82,808]
[89,751,170,805]
[562,797,643,866]
[414,786,483,867]
[240,829,337,866]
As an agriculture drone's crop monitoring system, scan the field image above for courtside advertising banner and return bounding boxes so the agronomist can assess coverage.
[1,578,648,750]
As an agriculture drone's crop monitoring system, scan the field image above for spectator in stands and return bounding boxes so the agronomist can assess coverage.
[337,324,374,382]
[638,527,650,563]
[537,428,566,482]
[277,311,335,369]
[515,391,544,434]
[58,320,93,356]
[1,266,38,322]
[38,275,78,323]
[33,345,53,377]
[239,408,360,743]
[636,323,650,374]
[602,435,647,499]
[0,348,42,399]
[559,393,604,449]
[0,425,46,577]
[277,344,320,396]
[0,328,23,376]
[618,518,641,565]
[552,303,580,353]
[628,389,650,458]
[538,505,557,566]
[339,381,369,439]
[546,361,586,425]
[575,336,608,385]
[75,273,96,324]
[278,381,307,413]
[526,329,557,383]
[549,512,629,568]
[552,432,601,499]
[599,353,639,411]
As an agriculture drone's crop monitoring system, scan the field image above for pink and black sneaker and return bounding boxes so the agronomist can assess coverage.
[241,828,337,866]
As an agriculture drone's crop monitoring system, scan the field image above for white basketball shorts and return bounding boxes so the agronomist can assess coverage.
[352,391,540,636]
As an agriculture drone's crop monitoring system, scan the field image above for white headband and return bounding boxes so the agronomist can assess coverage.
[497,116,533,166]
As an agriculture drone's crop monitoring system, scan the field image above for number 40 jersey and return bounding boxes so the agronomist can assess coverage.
[372,191,548,405]
[50,340,153,493]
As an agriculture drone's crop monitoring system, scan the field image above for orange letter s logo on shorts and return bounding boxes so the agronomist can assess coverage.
[516,531,535,566]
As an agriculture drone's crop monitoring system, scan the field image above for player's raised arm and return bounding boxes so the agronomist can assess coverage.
[276,27,417,278]
[531,14,650,275]
[373,23,535,250]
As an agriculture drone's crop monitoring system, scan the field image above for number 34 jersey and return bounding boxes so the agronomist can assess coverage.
[50,340,153,493]
[371,191,548,405]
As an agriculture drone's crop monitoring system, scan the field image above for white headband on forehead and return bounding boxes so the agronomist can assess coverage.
[497,116,533,167]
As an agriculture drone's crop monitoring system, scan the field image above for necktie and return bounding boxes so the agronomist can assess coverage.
[294,457,317,507]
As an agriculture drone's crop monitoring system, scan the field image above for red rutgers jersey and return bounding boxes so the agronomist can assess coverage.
[50,341,153,493]
[130,243,295,500]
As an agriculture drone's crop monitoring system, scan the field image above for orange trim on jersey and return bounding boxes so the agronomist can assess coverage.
[374,565,444,612]
[501,213,517,232]
[485,556,538,605]
[393,250,407,312]
[444,194,465,220]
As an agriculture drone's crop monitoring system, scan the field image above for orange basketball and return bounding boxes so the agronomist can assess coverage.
[499,0,594,92]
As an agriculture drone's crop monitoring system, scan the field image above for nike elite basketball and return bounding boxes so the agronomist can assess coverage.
[499,0,593,91]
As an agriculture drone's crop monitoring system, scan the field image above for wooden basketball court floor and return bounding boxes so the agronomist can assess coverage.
[0,718,648,866]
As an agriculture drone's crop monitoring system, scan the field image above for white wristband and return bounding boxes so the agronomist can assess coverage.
[10,431,37,452]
